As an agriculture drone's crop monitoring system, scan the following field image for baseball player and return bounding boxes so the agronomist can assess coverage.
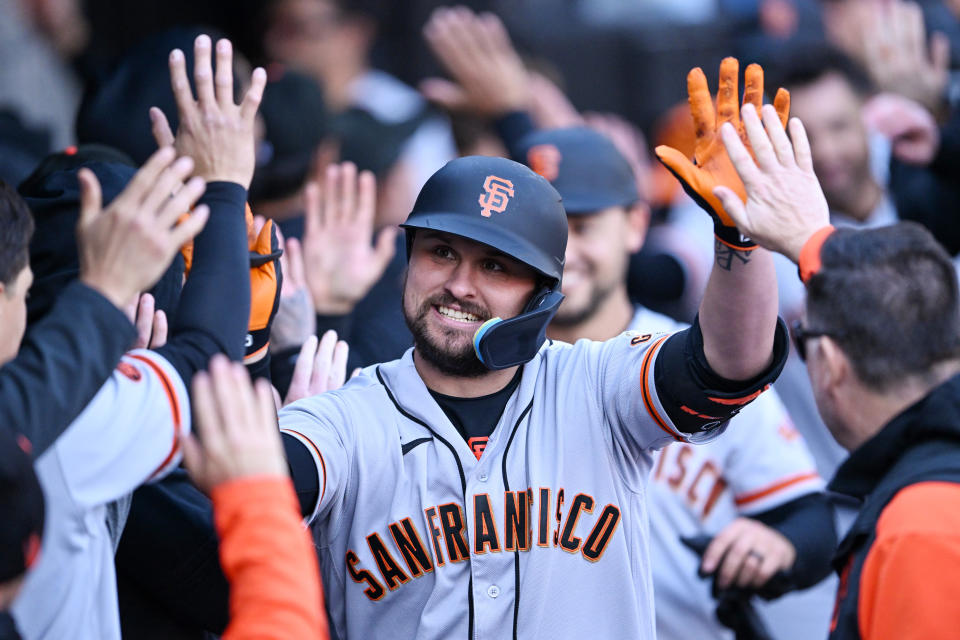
[524,125,836,640]
[9,35,264,640]
[278,61,791,639]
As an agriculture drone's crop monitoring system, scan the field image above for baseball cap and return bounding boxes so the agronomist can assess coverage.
[514,126,639,215]
[19,146,184,325]
[0,429,44,584]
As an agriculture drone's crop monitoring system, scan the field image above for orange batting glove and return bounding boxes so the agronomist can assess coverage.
[245,206,282,364]
[655,57,790,250]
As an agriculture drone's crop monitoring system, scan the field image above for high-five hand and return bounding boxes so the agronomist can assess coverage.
[655,58,790,250]
[150,35,267,188]
[713,105,830,263]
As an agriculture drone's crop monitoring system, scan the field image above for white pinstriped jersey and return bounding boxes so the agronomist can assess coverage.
[279,328,727,640]
[629,307,824,640]
[12,349,189,640]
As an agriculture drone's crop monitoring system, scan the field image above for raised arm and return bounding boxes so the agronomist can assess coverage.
[655,59,787,381]
[149,35,266,383]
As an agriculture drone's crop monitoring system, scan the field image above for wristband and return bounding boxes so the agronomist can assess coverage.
[798,225,835,284]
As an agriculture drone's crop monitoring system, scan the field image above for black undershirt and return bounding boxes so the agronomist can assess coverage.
[429,368,523,448]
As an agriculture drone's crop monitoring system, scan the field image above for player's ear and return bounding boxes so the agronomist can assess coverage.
[625,202,650,254]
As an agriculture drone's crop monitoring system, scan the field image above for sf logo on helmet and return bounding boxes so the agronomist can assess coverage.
[478,175,515,218]
[527,144,562,181]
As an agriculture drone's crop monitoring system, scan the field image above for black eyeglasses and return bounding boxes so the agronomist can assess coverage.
[790,321,842,362]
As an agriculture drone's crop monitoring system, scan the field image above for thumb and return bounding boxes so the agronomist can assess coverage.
[372,226,399,271]
[77,168,103,231]
[654,145,698,182]
[713,185,749,231]
[420,78,470,112]
[149,107,176,149]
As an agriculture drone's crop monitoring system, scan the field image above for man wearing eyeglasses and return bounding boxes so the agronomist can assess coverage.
[716,101,960,640]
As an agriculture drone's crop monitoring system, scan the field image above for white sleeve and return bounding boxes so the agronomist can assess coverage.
[53,349,190,508]
[278,391,353,526]
[722,389,825,515]
[591,330,714,452]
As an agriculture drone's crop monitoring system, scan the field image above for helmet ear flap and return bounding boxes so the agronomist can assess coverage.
[473,287,564,370]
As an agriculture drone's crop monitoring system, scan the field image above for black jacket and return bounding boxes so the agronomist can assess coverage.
[828,373,960,639]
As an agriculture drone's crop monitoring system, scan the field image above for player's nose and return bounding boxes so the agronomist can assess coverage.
[443,260,479,301]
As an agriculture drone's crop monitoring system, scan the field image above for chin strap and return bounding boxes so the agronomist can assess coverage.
[473,288,565,370]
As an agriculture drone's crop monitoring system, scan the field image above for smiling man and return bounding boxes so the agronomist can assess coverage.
[278,71,789,638]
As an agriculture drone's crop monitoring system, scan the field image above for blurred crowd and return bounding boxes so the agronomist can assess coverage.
[1,0,960,639]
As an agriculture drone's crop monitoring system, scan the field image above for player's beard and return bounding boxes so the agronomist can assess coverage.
[551,274,618,328]
[403,291,491,378]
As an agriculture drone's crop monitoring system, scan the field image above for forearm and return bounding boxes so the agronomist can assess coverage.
[0,281,135,455]
[699,244,778,380]
[214,476,327,640]
[157,182,250,383]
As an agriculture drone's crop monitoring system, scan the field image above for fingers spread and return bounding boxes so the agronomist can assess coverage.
[339,162,358,225]
[214,39,235,110]
[240,67,267,123]
[773,88,790,129]
[193,35,217,109]
[740,103,777,170]
[169,204,210,248]
[151,310,168,349]
[158,175,206,229]
[720,120,763,191]
[742,63,764,113]
[303,181,323,234]
[686,67,716,145]
[168,49,196,119]
[716,57,740,126]
[311,329,338,393]
[135,294,156,348]
[329,340,349,391]
[788,118,815,173]
[761,103,795,166]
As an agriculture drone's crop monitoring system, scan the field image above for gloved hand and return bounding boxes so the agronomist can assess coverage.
[246,208,282,363]
[655,58,789,250]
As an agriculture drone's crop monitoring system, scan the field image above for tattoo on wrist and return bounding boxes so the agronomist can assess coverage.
[715,240,753,271]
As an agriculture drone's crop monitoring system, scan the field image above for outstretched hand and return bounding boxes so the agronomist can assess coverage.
[182,355,288,493]
[283,330,350,406]
[77,147,209,309]
[301,163,397,315]
[150,35,266,188]
[655,58,790,250]
[421,6,529,117]
[712,104,830,264]
[700,517,796,590]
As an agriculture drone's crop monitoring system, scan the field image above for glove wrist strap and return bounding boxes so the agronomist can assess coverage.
[714,222,758,251]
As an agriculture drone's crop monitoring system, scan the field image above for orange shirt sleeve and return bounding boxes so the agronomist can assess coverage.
[859,481,960,640]
[213,475,329,640]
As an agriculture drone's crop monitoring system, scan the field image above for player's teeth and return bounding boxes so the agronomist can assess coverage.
[438,306,479,322]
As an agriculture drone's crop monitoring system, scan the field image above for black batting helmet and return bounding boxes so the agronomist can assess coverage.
[400,156,568,369]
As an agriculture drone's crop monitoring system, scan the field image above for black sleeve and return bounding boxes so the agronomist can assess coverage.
[283,433,320,517]
[315,312,354,341]
[0,281,135,456]
[752,492,837,591]
[155,182,250,384]
[654,315,789,434]
[493,110,538,160]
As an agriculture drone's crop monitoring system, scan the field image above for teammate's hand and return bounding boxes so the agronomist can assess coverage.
[849,0,950,119]
[863,92,941,166]
[283,330,350,406]
[701,517,796,590]
[150,35,266,188]
[270,233,317,353]
[182,354,288,492]
[526,72,583,128]
[655,58,790,250]
[125,293,169,349]
[77,147,209,309]
[301,162,397,315]
[421,6,529,117]
[712,104,830,264]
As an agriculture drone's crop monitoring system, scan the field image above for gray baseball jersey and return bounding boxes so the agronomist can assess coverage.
[279,324,777,640]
